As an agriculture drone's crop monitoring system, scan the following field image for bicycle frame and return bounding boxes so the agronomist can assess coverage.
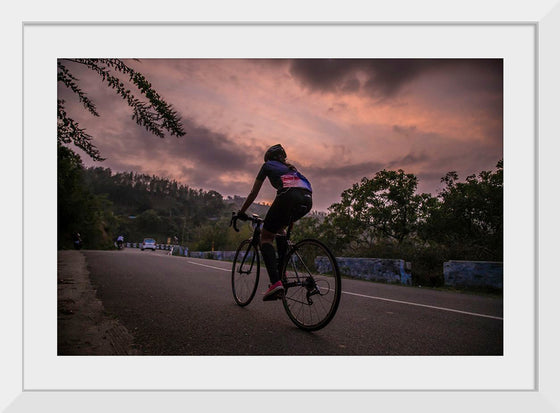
[237,244,257,274]
[230,211,341,330]
[234,214,307,289]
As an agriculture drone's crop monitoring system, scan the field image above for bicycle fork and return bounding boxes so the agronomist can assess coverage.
[238,243,257,274]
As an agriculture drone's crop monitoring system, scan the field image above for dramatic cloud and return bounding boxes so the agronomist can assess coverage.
[289,59,503,99]
[58,58,503,211]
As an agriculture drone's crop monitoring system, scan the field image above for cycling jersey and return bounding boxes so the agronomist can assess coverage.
[256,160,312,194]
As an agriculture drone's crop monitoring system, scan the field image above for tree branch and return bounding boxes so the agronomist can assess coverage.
[57,61,99,117]
[57,100,105,161]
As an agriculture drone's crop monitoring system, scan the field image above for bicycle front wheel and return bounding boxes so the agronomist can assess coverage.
[281,239,341,331]
[232,239,260,306]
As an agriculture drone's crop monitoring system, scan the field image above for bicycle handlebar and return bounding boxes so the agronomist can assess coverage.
[230,212,262,232]
[230,212,242,232]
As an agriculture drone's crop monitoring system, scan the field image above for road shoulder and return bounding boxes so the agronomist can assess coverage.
[57,250,139,355]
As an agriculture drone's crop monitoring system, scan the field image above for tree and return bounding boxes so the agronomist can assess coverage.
[291,215,323,242]
[326,169,434,253]
[57,59,187,248]
[57,145,116,249]
[422,160,503,260]
[57,58,186,161]
[135,209,163,237]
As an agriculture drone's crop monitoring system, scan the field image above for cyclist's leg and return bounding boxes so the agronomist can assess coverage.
[260,228,280,284]
[261,194,291,294]
[260,228,286,301]
[275,231,289,275]
[270,189,313,278]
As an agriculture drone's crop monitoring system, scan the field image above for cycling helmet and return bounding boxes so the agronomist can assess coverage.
[264,144,287,162]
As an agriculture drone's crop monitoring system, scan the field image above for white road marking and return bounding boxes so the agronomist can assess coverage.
[342,290,503,320]
[186,260,503,321]
[186,260,231,272]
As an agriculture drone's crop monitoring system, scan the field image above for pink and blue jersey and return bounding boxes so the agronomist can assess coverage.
[256,160,312,194]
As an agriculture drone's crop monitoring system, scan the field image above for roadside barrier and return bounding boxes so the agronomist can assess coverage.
[167,250,503,290]
[444,260,503,289]
[125,242,174,250]
[189,250,411,285]
[318,256,412,285]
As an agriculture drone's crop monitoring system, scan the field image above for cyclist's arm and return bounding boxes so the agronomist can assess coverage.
[239,178,264,214]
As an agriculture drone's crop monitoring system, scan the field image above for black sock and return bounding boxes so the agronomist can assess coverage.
[260,242,279,284]
[275,235,289,274]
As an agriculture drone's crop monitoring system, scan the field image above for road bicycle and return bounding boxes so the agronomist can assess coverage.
[229,212,341,331]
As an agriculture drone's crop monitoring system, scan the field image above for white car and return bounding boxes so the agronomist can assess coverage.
[141,238,157,251]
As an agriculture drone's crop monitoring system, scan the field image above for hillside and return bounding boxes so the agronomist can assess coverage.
[224,195,270,218]
[79,167,271,247]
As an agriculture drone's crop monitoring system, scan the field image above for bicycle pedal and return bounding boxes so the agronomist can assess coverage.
[271,292,285,301]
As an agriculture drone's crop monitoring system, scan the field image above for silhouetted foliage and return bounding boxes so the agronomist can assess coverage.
[57,58,186,161]
[324,169,436,253]
[421,159,503,261]
[318,160,503,286]
[57,146,117,249]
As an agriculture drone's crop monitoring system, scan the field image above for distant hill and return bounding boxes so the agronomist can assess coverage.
[79,167,329,248]
[224,195,270,218]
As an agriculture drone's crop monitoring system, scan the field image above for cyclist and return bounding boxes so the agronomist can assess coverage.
[237,144,313,301]
[72,232,82,250]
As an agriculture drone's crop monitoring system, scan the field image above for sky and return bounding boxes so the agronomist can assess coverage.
[58,58,503,212]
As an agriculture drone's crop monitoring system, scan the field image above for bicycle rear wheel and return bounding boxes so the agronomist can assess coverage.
[232,239,260,306]
[281,239,341,331]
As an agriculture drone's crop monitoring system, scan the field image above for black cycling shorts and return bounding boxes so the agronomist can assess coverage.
[263,188,313,234]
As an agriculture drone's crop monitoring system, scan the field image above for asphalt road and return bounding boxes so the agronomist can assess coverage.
[83,248,503,355]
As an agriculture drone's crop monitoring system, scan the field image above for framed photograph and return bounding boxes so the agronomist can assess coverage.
[7,0,558,410]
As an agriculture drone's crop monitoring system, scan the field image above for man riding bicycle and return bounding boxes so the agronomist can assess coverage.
[237,144,313,301]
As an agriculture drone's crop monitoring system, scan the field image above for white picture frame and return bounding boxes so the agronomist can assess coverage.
[5,0,559,410]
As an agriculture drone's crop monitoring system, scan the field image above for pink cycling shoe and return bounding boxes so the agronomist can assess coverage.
[263,280,284,301]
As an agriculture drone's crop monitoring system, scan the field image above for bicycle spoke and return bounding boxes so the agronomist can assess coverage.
[281,239,341,331]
